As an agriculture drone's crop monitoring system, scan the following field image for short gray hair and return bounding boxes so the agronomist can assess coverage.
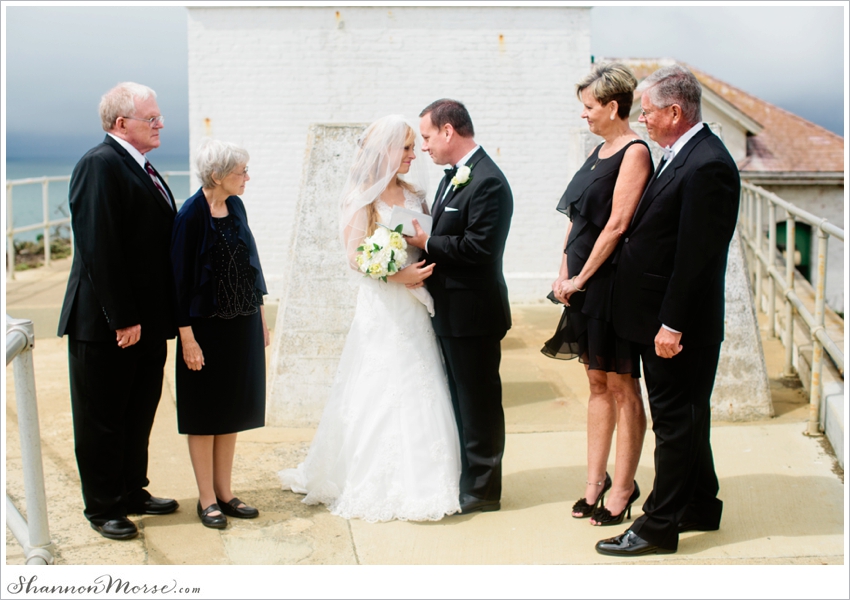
[637,64,702,124]
[99,82,156,131]
[196,139,250,189]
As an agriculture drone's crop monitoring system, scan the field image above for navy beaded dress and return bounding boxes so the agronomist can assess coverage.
[176,213,266,434]
[541,139,650,377]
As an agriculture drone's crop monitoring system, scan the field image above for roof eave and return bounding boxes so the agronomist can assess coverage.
[741,171,845,186]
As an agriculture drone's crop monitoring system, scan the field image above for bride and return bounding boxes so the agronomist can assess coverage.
[278,115,461,522]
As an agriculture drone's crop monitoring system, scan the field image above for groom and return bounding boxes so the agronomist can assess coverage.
[407,99,513,513]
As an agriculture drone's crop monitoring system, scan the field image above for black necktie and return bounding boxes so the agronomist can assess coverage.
[145,161,173,209]
[654,156,668,179]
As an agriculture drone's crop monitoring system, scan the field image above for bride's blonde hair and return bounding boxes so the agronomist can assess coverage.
[363,126,417,238]
[339,115,427,270]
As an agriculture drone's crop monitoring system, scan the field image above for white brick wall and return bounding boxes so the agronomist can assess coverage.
[187,6,591,303]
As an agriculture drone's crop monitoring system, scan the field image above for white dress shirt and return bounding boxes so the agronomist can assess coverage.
[426,145,481,253]
[107,133,148,169]
[657,122,704,177]
[108,133,171,205]
[440,144,481,202]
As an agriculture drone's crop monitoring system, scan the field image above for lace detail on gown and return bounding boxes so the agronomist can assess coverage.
[278,189,461,522]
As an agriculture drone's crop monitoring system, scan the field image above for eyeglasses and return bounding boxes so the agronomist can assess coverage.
[230,167,249,178]
[121,115,165,127]
[640,105,670,118]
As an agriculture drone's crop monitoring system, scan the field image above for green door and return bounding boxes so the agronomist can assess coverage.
[776,221,812,281]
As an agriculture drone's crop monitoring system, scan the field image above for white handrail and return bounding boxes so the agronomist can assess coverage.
[738,181,844,437]
[5,315,54,565]
[5,171,190,280]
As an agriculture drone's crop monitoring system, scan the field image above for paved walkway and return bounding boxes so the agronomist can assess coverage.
[4,258,846,592]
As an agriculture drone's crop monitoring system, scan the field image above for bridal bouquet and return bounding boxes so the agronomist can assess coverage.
[356,224,408,282]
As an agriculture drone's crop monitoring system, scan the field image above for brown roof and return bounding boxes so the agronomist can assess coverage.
[608,58,845,175]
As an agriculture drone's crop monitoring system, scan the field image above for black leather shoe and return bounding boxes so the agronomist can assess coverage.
[458,493,501,514]
[678,520,720,533]
[128,496,179,515]
[216,496,259,519]
[197,501,227,529]
[595,530,675,556]
[90,517,138,540]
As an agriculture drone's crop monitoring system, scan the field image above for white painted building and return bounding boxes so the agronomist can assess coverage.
[187,6,592,303]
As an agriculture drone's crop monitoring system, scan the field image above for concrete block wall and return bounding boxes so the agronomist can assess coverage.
[267,124,364,426]
[187,6,592,303]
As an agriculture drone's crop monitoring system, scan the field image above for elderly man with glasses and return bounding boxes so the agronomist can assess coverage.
[58,82,179,540]
[597,65,741,556]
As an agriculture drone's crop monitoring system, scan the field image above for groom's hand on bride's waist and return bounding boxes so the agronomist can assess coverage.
[404,219,429,250]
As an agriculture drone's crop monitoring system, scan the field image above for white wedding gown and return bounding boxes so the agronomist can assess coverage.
[278,190,461,522]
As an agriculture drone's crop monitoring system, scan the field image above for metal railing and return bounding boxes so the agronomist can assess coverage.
[5,315,54,565]
[738,181,844,436]
[5,171,190,280]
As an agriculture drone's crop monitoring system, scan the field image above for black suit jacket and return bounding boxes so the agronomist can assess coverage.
[58,135,177,342]
[613,125,740,348]
[426,147,513,338]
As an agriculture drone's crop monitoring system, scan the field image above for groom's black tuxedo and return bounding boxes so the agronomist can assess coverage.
[58,135,177,523]
[426,147,513,502]
[613,124,740,551]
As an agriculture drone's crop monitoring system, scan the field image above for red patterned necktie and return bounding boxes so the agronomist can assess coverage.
[145,161,173,209]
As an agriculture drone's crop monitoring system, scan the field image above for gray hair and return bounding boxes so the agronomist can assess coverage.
[637,64,702,124]
[196,139,250,189]
[99,82,156,131]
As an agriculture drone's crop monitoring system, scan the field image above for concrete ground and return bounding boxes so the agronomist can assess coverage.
[4,258,847,594]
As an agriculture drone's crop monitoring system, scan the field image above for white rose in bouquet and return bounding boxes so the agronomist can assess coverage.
[356,224,409,282]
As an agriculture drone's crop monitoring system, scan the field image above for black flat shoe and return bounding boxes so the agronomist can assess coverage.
[571,472,612,518]
[216,496,259,519]
[595,529,675,557]
[458,493,501,514]
[591,480,640,526]
[127,496,179,515]
[90,517,138,540]
[197,501,227,529]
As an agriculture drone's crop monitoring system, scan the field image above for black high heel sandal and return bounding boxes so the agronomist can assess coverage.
[571,472,612,518]
[591,480,640,526]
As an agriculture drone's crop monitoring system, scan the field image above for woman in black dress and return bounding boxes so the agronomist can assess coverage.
[542,63,653,526]
[171,140,269,528]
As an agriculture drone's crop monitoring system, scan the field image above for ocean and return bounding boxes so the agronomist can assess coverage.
[5,156,192,243]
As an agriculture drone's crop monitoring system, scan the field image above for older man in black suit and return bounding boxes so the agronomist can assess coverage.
[596,65,741,556]
[408,99,513,514]
[58,82,179,540]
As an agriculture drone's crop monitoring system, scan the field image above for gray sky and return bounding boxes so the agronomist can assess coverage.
[3,4,845,160]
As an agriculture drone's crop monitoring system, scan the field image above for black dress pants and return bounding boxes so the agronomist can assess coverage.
[438,334,505,502]
[630,342,724,551]
[68,336,167,522]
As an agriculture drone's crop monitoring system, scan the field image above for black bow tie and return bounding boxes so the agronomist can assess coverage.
[444,166,458,179]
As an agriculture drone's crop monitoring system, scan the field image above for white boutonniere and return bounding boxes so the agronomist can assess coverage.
[451,164,473,190]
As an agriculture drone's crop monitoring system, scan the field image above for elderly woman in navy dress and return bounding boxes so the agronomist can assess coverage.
[171,139,269,528]
[543,63,653,526]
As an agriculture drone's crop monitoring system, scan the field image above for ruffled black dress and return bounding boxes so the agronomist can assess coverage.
[541,140,650,378]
